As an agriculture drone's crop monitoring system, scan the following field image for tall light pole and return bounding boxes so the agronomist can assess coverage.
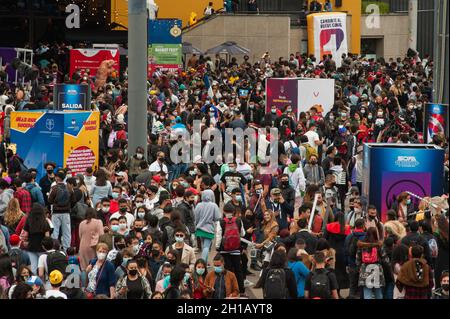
[127,0,148,159]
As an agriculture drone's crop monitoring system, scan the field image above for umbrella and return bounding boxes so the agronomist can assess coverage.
[205,41,250,55]
[182,42,203,55]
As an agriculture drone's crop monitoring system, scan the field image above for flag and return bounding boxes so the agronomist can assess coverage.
[203,73,214,98]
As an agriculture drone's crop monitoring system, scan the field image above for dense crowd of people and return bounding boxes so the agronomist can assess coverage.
[0,39,449,299]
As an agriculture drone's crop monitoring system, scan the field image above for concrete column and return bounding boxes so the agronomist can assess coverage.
[408,0,418,51]
[127,0,148,159]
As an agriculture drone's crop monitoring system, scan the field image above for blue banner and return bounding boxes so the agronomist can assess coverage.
[148,19,182,44]
[54,84,91,111]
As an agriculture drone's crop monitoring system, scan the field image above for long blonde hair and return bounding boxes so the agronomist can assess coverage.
[4,198,23,226]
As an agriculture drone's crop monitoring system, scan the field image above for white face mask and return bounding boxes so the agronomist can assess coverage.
[97,252,107,260]
[138,212,146,219]
[119,223,127,230]
[136,153,143,159]
[102,207,110,213]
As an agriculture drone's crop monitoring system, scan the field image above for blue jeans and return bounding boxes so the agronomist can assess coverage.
[51,213,71,250]
[384,282,394,299]
[28,251,43,274]
[363,287,383,299]
[200,237,213,263]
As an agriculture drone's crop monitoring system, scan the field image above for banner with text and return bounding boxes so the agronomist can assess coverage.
[424,103,448,144]
[54,84,91,111]
[307,12,348,67]
[69,49,120,78]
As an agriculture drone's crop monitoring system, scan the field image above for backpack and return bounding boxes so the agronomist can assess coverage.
[264,268,288,299]
[47,251,69,277]
[9,248,22,270]
[71,201,88,221]
[347,234,359,261]
[55,184,70,207]
[302,143,318,161]
[223,217,240,251]
[107,131,117,148]
[362,247,379,264]
[13,155,28,172]
[309,270,331,299]
[428,238,439,259]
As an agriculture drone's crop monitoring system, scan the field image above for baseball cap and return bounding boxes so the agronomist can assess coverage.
[9,234,20,246]
[186,187,199,195]
[49,270,63,285]
[271,188,281,195]
[152,175,161,184]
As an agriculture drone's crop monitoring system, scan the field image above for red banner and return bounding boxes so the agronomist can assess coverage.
[69,49,120,78]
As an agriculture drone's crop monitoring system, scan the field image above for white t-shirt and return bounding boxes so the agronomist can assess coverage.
[109,212,135,228]
[45,290,67,299]
[149,161,168,174]
[304,130,320,151]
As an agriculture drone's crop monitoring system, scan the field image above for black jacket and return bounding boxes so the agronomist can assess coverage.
[401,232,432,265]
[177,201,195,233]
[281,230,318,255]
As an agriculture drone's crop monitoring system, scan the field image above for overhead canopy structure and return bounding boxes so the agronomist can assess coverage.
[182,42,203,55]
[205,41,250,55]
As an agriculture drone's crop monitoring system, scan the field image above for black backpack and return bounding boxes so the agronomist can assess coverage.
[263,268,288,299]
[9,248,22,270]
[47,251,69,277]
[309,270,331,299]
[55,184,70,207]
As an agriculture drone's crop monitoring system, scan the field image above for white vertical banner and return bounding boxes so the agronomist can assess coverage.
[297,78,335,116]
[313,12,348,67]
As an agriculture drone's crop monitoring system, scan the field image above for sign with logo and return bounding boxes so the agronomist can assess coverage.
[423,103,448,144]
[363,144,444,222]
[69,49,120,78]
[147,19,182,77]
[10,111,99,180]
[307,12,348,67]
[54,84,91,111]
[265,78,299,115]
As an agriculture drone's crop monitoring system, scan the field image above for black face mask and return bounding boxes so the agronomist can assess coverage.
[116,243,126,250]
[168,259,177,266]
[47,169,54,175]
[442,284,449,292]
[128,269,138,276]
[368,215,376,221]
[152,249,160,257]
[188,200,195,206]
[281,181,289,187]
[134,227,143,232]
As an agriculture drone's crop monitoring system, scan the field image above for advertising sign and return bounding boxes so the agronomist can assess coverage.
[53,84,91,111]
[424,103,448,144]
[307,12,348,67]
[10,111,99,180]
[265,78,299,115]
[362,144,444,222]
[69,49,120,78]
[148,19,182,44]
[297,78,335,115]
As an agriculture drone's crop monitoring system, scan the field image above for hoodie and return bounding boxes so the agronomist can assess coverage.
[330,165,347,185]
[194,190,221,234]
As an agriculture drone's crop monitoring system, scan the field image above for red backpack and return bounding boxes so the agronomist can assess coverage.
[223,217,241,251]
[362,247,379,264]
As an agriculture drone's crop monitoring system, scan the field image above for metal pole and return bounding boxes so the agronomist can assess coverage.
[127,0,148,160]
[408,0,418,51]
[308,193,319,231]
[438,0,447,104]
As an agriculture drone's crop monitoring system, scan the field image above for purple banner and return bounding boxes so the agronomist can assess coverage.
[381,171,431,221]
[265,78,298,116]
[0,47,18,83]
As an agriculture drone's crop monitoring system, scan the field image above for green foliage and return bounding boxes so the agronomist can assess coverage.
[362,1,390,14]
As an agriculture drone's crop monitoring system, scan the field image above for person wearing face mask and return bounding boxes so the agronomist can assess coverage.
[244,100,263,125]
[364,205,384,242]
[220,162,247,204]
[204,254,240,299]
[191,258,208,299]
[127,147,146,181]
[279,174,295,210]
[155,262,173,293]
[164,229,196,270]
[38,162,56,207]
[115,259,152,299]
[303,155,325,189]
[176,189,197,241]
[230,188,245,216]
[148,241,166,279]
[432,271,449,299]
[79,208,104,271]
[85,243,116,299]
[110,198,135,229]
[149,151,168,175]
[391,192,416,224]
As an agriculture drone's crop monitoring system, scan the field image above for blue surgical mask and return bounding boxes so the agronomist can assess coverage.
[111,225,120,233]
[175,236,184,243]
[122,257,131,267]
[214,266,223,274]
[406,199,411,205]
[184,273,190,283]
[235,196,242,202]
[196,268,205,276]
[112,192,119,199]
